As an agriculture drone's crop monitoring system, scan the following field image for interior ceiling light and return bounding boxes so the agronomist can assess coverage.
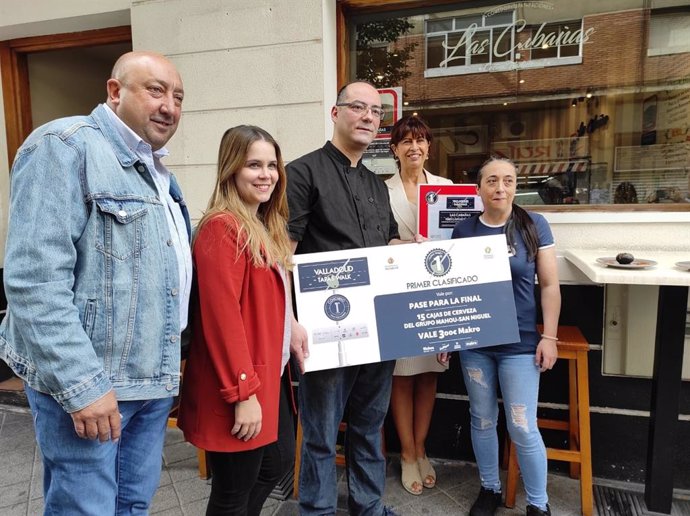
[542,43,549,49]
[519,79,525,84]
[503,102,508,106]
[586,92,593,98]
[403,101,409,106]
[571,99,577,107]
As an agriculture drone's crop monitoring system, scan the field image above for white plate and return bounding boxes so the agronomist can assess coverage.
[596,257,658,269]
[675,261,690,271]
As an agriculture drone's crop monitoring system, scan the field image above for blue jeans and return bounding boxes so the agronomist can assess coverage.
[298,361,395,516]
[25,385,173,515]
[459,350,548,509]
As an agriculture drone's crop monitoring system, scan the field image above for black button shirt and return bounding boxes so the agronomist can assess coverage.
[287,141,399,254]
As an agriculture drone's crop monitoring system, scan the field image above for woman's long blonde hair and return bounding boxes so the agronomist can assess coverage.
[196,125,292,270]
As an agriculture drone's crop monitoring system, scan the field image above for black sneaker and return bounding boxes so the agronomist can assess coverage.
[526,504,551,515]
[470,486,502,516]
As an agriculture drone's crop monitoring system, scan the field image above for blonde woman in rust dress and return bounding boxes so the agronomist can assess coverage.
[385,115,451,495]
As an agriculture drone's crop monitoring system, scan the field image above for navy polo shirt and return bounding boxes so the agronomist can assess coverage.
[452,212,555,354]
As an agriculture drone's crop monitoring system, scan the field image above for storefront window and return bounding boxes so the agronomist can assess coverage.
[345,0,690,208]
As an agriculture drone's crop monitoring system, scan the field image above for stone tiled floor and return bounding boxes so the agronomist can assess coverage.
[1,403,687,515]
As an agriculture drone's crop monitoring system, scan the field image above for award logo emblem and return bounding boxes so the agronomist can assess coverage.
[424,248,452,277]
[425,190,439,205]
[324,294,350,321]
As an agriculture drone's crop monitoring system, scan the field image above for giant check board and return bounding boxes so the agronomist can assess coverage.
[292,234,519,372]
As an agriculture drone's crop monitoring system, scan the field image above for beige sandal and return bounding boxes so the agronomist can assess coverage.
[401,459,423,495]
[418,455,436,488]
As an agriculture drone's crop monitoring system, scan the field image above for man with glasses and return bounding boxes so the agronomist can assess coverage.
[287,81,402,515]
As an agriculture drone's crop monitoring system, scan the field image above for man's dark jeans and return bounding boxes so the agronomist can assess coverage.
[297,361,395,515]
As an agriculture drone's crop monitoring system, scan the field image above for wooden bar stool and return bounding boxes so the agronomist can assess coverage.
[293,416,384,498]
[504,325,593,516]
[166,413,210,479]
[168,359,210,479]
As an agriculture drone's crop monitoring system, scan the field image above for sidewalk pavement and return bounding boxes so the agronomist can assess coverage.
[2,403,689,515]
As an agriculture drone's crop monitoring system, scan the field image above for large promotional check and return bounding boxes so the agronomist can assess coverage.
[293,234,519,372]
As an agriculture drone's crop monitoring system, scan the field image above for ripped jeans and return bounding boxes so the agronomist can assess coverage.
[460,350,548,508]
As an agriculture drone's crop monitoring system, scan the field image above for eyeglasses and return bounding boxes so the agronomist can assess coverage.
[336,101,385,120]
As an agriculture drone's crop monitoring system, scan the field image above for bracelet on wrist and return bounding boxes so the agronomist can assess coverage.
[541,334,558,341]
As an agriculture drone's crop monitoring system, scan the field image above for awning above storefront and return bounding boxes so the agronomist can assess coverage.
[515,159,589,176]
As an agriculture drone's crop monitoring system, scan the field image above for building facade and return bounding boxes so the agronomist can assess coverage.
[0,0,688,489]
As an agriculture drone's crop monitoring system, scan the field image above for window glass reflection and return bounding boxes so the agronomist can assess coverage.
[349,1,690,207]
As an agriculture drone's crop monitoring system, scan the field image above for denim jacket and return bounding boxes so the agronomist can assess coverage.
[0,104,190,412]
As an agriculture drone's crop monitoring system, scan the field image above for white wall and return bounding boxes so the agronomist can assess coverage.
[0,0,130,40]
[546,212,690,253]
[130,0,334,220]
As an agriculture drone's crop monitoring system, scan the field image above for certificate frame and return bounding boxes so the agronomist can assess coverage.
[418,184,483,240]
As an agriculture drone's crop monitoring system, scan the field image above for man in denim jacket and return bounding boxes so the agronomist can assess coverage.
[0,51,191,514]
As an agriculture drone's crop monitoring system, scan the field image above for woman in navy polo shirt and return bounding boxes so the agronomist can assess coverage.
[448,157,561,516]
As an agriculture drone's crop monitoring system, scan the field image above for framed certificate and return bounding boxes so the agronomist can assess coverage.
[418,184,483,240]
